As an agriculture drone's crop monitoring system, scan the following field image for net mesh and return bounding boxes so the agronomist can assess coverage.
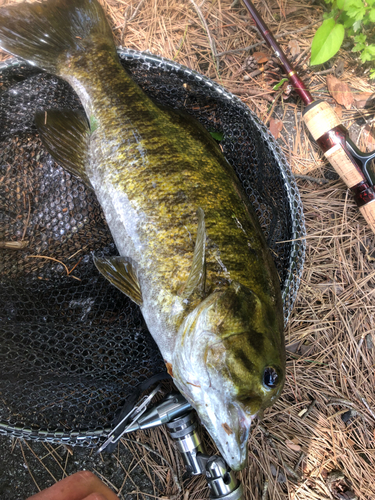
[0,50,305,446]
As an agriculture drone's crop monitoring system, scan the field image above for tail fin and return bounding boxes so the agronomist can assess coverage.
[0,0,115,74]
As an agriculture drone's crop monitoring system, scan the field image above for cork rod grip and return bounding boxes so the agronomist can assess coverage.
[303,100,375,234]
[303,101,365,188]
[303,101,341,141]
[324,143,364,189]
[359,202,375,234]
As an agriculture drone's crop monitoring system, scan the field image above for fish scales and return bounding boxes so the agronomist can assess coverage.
[0,0,285,471]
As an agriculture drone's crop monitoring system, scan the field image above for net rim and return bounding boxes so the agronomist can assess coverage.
[0,49,305,444]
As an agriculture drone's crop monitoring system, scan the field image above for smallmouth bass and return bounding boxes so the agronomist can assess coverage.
[0,0,285,470]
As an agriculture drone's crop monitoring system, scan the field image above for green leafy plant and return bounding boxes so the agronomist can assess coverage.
[209,131,224,141]
[272,78,289,90]
[310,0,375,78]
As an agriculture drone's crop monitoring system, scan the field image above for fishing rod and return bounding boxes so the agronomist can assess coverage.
[241,0,375,233]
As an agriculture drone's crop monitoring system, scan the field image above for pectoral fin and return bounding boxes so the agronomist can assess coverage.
[94,256,143,306]
[180,207,206,299]
[35,109,92,189]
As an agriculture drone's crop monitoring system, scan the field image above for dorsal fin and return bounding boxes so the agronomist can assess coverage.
[180,207,206,299]
[35,109,92,189]
[94,256,143,306]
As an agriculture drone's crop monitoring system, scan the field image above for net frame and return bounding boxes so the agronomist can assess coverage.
[0,49,305,446]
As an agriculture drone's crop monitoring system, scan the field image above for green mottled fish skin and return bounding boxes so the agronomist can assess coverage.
[0,0,285,470]
[60,37,284,360]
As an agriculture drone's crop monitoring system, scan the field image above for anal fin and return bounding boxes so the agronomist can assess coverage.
[94,256,143,306]
[35,109,92,189]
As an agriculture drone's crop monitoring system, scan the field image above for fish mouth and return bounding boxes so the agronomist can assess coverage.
[197,399,255,471]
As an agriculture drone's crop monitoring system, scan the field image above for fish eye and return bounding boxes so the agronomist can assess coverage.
[263,367,279,389]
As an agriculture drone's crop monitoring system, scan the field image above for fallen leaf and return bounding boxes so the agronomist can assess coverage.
[334,105,343,119]
[286,341,300,354]
[288,40,300,57]
[269,118,283,139]
[285,439,301,452]
[252,51,269,64]
[300,343,314,355]
[362,124,375,151]
[353,91,374,109]
[326,75,354,110]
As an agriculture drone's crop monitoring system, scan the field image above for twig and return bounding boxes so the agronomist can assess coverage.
[278,454,301,482]
[328,398,355,407]
[301,399,316,420]
[188,0,219,72]
[294,45,311,66]
[294,174,329,185]
[229,87,274,102]
[217,21,320,57]
[244,68,263,79]
[261,479,269,500]
[314,68,335,76]
[259,425,301,481]
[121,437,182,492]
